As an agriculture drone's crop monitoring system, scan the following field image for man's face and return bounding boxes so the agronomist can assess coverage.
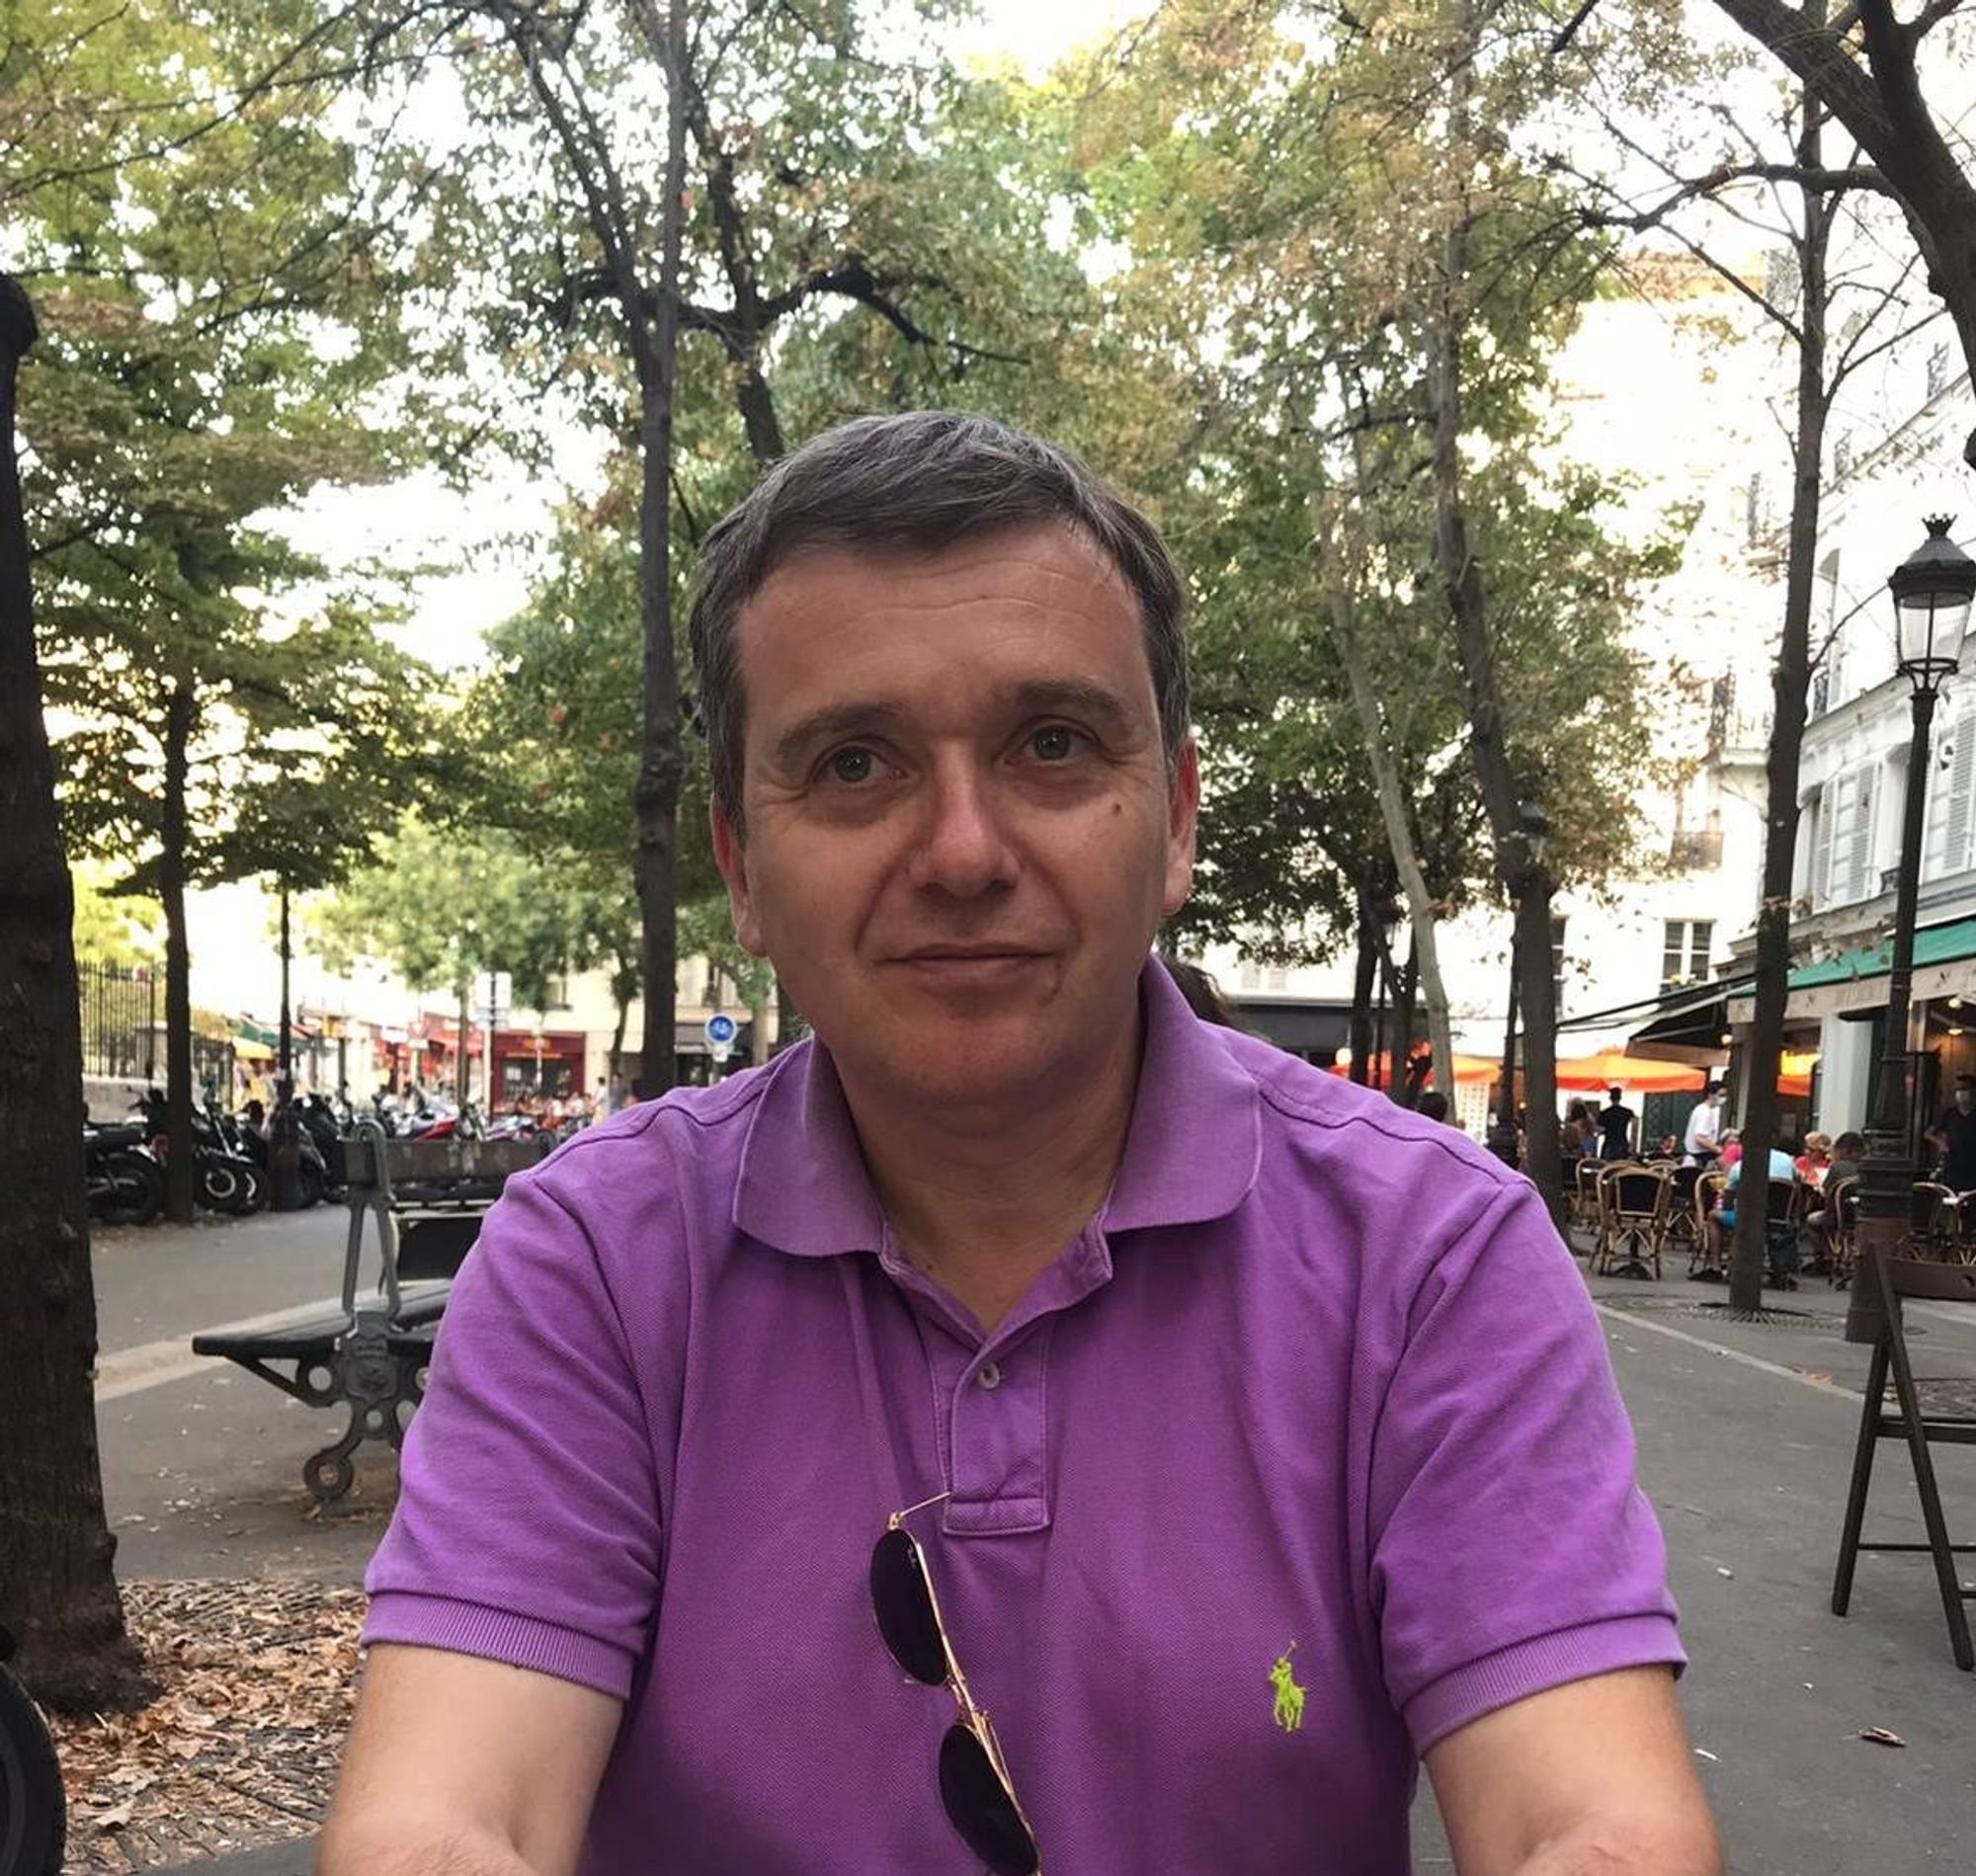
[711,524,1197,1116]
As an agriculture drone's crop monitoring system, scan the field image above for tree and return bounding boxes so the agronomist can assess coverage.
[312,817,611,1095]
[16,0,435,1215]
[1054,0,1681,1197]
[1700,0,1976,469]
[0,276,150,1708]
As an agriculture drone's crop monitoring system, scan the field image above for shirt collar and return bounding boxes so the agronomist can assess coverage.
[732,956,1263,1258]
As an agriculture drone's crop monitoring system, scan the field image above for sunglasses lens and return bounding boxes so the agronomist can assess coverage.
[940,1723,1039,1876]
[869,1527,948,1685]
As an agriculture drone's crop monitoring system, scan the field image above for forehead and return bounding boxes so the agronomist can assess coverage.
[733,524,1150,717]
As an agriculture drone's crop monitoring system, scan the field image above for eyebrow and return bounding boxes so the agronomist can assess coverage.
[767,679,1146,775]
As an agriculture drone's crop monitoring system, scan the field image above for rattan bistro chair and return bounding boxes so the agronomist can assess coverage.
[1687,1171,1728,1278]
[1832,1256,1976,1670]
[1571,1158,1605,1238]
[1663,1164,1703,1261]
[1595,1164,1671,1279]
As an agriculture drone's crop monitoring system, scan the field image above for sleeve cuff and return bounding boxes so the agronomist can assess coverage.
[363,1590,636,1701]
[1403,1614,1687,1756]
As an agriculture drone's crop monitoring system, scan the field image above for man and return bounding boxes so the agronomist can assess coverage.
[1597,1084,1636,1162]
[1926,1073,1976,1192]
[322,414,1718,1876]
[1683,1082,1723,1168]
[1705,1140,1800,1285]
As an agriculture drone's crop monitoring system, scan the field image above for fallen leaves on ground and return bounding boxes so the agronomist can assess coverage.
[47,1579,363,1869]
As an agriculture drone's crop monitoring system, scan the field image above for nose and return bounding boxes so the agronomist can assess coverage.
[905,757,1019,899]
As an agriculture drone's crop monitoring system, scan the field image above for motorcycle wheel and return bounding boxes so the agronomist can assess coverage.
[296,1156,325,1209]
[236,1164,269,1215]
[198,1159,246,1213]
[90,1151,165,1227]
[0,1662,65,1876]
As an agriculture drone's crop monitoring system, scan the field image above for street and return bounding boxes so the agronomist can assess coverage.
[78,1212,1976,1873]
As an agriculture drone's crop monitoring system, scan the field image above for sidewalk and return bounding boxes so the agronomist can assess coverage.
[91,1251,1976,1875]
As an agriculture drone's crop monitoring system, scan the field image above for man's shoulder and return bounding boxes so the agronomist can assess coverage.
[1212,1028,1522,1197]
[521,1062,781,1210]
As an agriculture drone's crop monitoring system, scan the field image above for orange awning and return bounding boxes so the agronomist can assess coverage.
[1326,1051,1499,1088]
[1555,1051,1713,1094]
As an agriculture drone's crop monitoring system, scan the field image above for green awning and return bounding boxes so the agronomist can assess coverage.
[1784,915,1976,990]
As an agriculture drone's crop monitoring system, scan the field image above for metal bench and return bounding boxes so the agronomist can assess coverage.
[192,1118,551,1503]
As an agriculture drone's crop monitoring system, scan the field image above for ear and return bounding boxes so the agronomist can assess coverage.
[710,798,768,957]
[1161,738,1200,919]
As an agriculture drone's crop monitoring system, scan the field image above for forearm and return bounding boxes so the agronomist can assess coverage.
[318,1818,545,1876]
[1507,1818,1722,1876]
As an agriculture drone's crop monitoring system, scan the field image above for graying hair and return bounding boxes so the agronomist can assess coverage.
[687,411,1190,832]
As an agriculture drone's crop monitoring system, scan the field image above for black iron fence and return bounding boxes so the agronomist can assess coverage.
[79,961,159,1082]
[77,961,233,1096]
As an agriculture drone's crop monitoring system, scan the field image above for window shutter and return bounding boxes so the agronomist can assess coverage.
[1843,766,1876,901]
[1946,714,1976,876]
[1809,782,1830,906]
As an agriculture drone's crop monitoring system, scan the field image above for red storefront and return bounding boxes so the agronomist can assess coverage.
[491,1029,587,1105]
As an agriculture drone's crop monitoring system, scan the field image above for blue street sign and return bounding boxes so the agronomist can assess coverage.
[704,1013,739,1046]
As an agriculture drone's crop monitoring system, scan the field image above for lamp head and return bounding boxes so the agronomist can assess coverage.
[1892,517,1976,691]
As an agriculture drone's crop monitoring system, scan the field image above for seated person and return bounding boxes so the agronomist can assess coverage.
[1706,1142,1799,1285]
[1804,1131,1865,1270]
[1793,1131,1832,1187]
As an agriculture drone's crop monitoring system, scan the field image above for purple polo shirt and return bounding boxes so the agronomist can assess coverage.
[366,961,1682,1873]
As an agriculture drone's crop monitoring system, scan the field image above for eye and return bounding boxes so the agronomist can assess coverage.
[825,747,876,784]
[1028,725,1081,762]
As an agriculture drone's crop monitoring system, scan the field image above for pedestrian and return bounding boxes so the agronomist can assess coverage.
[1926,1073,1976,1192]
[1597,1084,1636,1162]
[1683,1082,1724,1168]
[323,412,1718,1876]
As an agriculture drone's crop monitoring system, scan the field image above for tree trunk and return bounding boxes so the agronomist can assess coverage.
[161,681,196,1222]
[1329,579,1458,1099]
[1349,888,1377,1085]
[454,978,470,1105]
[1709,0,1976,468]
[1428,0,1562,1223]
[630,0,690,1095]
[0,275,149,1711]
[1730,87,1830,1312]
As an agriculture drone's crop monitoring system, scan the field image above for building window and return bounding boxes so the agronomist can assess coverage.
[1237,959,1290,993]
[1812,765,1879,906]
[542,973,570,1011]
[1745,473,1765,547]
[1925,709,1976,882]
[1929,343,1950,400]
[1661,920,1714,991]
[1833,431,1852,480]
[1550,916,1567,1008]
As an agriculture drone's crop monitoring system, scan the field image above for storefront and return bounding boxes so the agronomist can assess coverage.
[492,1028,588,1104]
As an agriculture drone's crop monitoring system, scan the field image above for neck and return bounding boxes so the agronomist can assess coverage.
[839,1016,1143,1315]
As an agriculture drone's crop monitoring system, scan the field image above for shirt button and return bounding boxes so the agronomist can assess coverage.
[977,1362,1003,1391]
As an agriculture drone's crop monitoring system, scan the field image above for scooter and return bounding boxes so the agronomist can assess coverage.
[81,1119,165,1227]
[0,1625,65,1876]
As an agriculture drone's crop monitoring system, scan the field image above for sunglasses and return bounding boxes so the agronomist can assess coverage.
[869,1492,1041,1875]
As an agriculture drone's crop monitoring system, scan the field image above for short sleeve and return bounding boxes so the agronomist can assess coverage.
[363,1169,664,1700]
[1365,1181,1683,1754]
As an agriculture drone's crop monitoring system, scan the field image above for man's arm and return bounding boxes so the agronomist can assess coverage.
[1424,1666,1721,1876]
[320,1644,621,1876]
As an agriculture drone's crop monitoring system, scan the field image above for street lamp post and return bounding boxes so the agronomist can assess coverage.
[1847,518,1976,1345]
[1488,800,1550,1169]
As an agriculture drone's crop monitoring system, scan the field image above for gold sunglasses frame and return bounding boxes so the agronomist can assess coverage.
[881,1491,1042,1874]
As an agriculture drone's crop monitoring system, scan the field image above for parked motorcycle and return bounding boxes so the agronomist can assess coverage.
[137,1091,266,1215]
[81,1118,165,1227]
[0,1625,65,1876]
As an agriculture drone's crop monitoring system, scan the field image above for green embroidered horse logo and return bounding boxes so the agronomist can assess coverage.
[1269,1642,1306,1733]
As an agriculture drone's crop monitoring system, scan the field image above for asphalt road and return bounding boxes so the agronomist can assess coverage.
[91,1216,1976,1874]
